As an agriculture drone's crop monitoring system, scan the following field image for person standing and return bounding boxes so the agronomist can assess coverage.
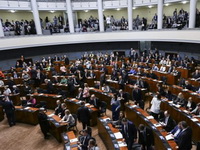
[111,94,121,121]
[121,118,137,150]
[150,94,161,120]
[77,102,90,129]
[2,97,15,127]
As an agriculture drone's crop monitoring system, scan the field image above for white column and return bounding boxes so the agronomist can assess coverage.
[30,0,42,35]
[63,11,67,25]
[189,0,197,28]
[128,0,133,30]
[98,0,104,32]
[66,0,74,33]
[0,19,4,37]
[157,0,163,29]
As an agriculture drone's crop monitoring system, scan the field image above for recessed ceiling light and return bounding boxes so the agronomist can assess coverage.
[165,3,170,6]
[10,10,15,13]
[116,8,121,11]
[182,1,188,4]
[50,10,55,13]
[133,7,136,10]
[84,10,89,12]
[148,5,153,8]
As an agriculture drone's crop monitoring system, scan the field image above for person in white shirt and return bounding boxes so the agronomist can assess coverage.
[0,80,4,87]
[150,94,161,120]
[160,64,166,72]
[3,86,12,96]
[88,139,100,150]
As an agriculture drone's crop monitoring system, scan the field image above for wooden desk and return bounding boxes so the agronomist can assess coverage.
[89,88,113,110]
[62,131,78,150]
[98,116,128,150]
[169,85,200,104]
[0,106,4,121]
[15,106,39,125]
[40,83,68,91]
[153,71,178,85]
[188,78,200,87]
[46,112,67,142]
[30,93,63,109]
[160,100,200,143]
[3,78,24,85]
[10,94,21,106]
[177,67,191,79]
[65,98,98,126]
[125,104,177,150]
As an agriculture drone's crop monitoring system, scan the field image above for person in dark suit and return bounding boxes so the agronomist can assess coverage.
[118,75,125,90]
[117,89,128,111]
[184,97,196,111]
[121,118,137,150]
[38,108,50,139]
[111,68,118,81]
[44,79,54,94]
[2,97,15,127]
[160,111,175,132]
[59,103,67,118]
[100,72,106,88]
[64,55,69,65]
[177,121,192,150]
[89,94,100,109]
[54,100,62,115]
[191,103,200,117]
[184,81,193,91]
[132,85,144,109]
[169,122,182,143]
[77,102,90,129]
[138,124,154,150]
[78,129,91,150]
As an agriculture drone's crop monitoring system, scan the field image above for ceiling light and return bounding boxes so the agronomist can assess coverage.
[148,5,153,8]
[116,8,121,11]
[50,10,55,13]
[182,1,188,4]
[164,3,169,6]
[10,10,15,13]
[132,7,136,10]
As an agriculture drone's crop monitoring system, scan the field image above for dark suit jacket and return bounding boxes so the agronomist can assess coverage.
[132,89,142,102]
[177,127,192,150]
[89,98,100,109]
[161,116,175,132]
[100,74,106,86]
[77,106,90,123]
[79,134,91,150]
[184,101,196,111]
[138,126,154,146]
[2,100,15,114]
[121,121,137,141]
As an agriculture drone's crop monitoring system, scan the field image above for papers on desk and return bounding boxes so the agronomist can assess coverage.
[182,89,189,91]
[71,98,76,101]
[89,87,94,90]
[183,110,189,114]
[160,122,166,126]
[118,141,127,147]
[173,104,181,108]
[191,118,199,122]
[168,101,173,104]
[85,103,90,106]
[146,116,154,120]
[103,117,111,122]
[154,123,162,127]
[141,88,146,91]
[70,138,78,143]
[63,135,69,140]
[165,134,174,141]
[130,105,137,108]
[24,107,30,110]
[48,113,54,117]
[191,92,197,95]
[114,132,123,139]
[39,93,44,96]
[55,95,62,98]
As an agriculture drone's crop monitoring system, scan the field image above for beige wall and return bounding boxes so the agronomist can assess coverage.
[77,10,98,20]
[39,11,63,22]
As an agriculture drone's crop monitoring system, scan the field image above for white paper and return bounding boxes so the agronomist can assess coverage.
[114,132,123,139]
[89,87,94,90]
[183,110,189,113]
[71,98,76,101]
[70,138,78,143]
[191,118,199,122]
[118,141,127,147]
[85,103,90,106]
[154,123,162,127]
[24,107,30,110]
[174,104,181,108]
[48,113,54,117]
[146,116,154,120]
[131,105,137,108]
[168,101,173,104]
[165,134,174,140]
[103,118,111,121]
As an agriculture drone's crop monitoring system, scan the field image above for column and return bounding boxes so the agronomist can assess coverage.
[30,0,42,35]
[128,0,133,30]
[66,0,74,33]
[63,11,67,25]
[98,0,104,32]
[189,0,197,28]
[157,0,163,29]
[0,19,4,37]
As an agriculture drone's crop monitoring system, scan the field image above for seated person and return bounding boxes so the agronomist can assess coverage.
[112,111,125,128]
[27,96,37,107]
[102,83,111,93]
[12,85,20,94]
[0,79,4,87]
[88,139,99,150]
[169,121,182,143]
[76,88,83,100]
[60,76,68,84]
[59,109,75,129]
[89,94,100,109]
[191,103,200,117]
[173,92,185,106]
[52,76,59,84]
[184,97,196,112]
[55,100,62,115]
[78,129,91,150]
[184,81,193,91]
[59,103,67,118]
[192,69,200,80]
[160,111,175,132]
[60,65,67,75]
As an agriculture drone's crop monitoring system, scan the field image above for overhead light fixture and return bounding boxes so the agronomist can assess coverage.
[164,3,170,6]
[10,10,15,13]
[84,10,89,12]
[182,1,188,4]
[103,9,105,12]
[148,5,153,8]
[50,10,55,13]
[116,8,121,11]
[132,7,136,10]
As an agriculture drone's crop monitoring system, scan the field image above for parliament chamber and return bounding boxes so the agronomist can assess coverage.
[0,0,200,150]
